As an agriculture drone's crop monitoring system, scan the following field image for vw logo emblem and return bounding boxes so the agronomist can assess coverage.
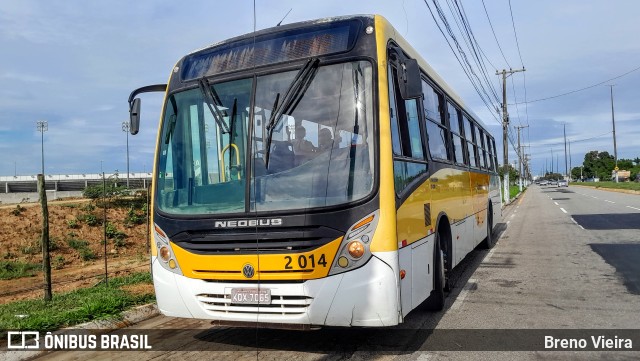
[242,263,255,279]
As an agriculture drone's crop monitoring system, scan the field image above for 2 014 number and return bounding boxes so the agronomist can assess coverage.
[284,254,327,269]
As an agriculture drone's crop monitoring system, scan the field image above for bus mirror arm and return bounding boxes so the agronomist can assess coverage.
[127,84,168,135]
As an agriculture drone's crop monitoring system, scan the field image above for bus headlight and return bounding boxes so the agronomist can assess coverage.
[329,210,379,275]
[154,223,183,275]
[159,245,171,262]
[348,241,365,258]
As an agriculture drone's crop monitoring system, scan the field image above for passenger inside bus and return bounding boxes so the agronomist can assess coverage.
[292,125,317,165]
[318,128,334,152]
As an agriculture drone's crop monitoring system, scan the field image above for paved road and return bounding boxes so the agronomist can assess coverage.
[35,185,640,360]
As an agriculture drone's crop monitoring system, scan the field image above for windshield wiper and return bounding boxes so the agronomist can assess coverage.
[198,77,230,134]
[264,58,320,167]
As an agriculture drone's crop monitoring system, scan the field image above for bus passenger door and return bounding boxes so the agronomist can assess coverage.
[388,63,432,314]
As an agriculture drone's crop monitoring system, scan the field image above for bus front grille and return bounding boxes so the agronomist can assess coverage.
[196,292,313,315]
[171,226,343,254]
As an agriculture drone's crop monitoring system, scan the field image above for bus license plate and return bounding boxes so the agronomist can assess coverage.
[230,288,271,305]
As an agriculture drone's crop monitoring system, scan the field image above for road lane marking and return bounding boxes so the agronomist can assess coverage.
[554,202,559,205]
[507,220,511,225]
[627,206,640,211]
[416,353,434,361]
[604,200,615,204]
[570,218,585,230]
[450,279,477,311]
[560,208,567,213]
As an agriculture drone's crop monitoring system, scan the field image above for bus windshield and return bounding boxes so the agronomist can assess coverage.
[156,61,374,215]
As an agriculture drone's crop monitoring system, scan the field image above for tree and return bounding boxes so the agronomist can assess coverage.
[583,151,614,179]
[498,164,519,185]
[618,159,633,170]
[571,166,583,180]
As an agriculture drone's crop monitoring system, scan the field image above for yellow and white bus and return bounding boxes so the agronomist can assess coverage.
[128,14,501,328]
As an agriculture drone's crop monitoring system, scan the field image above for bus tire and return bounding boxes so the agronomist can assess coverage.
[424,233,445,311]
[481,204,494,249]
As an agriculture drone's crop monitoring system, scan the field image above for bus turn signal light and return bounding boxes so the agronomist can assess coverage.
[352,215,374,230]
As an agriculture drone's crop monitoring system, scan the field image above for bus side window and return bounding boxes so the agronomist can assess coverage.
[476,126,486,169]
[388,66,425,160]
[422,80,450,161]
[463,116,478,168]
[447,101,465,165]
[486,134,495,171]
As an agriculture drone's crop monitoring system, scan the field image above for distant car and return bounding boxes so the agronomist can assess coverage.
[558,180,568,187]
[549,180,558,186]
[540,180,549,186]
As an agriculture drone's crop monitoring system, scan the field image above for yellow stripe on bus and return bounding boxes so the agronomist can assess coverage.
[171,236,343,281]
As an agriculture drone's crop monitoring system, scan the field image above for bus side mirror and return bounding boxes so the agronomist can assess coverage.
[129,98,141,135]
[398,59,422,100]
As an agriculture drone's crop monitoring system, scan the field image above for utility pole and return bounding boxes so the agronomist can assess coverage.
[38,174,52,301]
[497,68,525,204]
[515,125,528,192]
[563,123,568,180]
[568,140,572,181]
[122,122,130,188]
[607,85,618,182]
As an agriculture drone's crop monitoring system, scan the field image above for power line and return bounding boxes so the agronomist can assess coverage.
[512,64,640,105]
[448,0,501,104]
[510,76,523,127]
[506,0,530,130]
[508,0,524,66]
[421,0,502,125]
[432,0,498,109]
[530,131,613,147]
[481,0,510,68]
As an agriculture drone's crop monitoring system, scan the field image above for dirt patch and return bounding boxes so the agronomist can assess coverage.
[121,283,155,296]
[0,199,150,304]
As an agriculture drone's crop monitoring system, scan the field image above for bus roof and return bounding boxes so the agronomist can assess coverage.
[184,14,491,135]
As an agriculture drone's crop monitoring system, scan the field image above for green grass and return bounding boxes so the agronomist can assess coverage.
[0,260,40,280]
[570,181,640,191]
[509,185,522,199]
[502,185,526,203]
[0,272,154,332]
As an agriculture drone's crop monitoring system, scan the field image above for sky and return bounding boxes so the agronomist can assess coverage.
[1,0,639,178]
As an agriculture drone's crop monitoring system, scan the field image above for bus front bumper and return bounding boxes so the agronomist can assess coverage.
[152,252,400,327]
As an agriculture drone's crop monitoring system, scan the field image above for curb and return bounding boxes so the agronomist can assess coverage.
[570,184,640,195]
[2,303,159,361]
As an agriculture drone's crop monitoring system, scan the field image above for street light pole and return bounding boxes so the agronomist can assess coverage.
[122,122,130,188]
[36,121,48,175]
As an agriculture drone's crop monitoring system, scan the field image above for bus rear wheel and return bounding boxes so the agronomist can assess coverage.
[424,233,445,311]
[481,204,495,249]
